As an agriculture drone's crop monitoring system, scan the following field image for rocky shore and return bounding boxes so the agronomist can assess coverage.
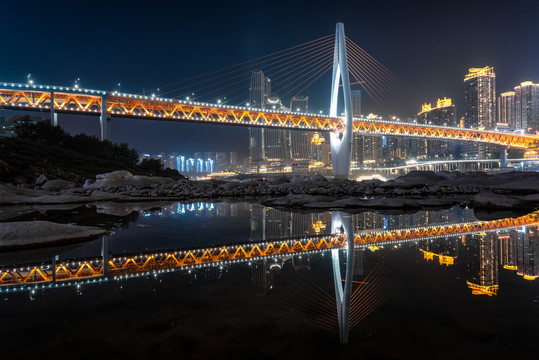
[2,170,539,211]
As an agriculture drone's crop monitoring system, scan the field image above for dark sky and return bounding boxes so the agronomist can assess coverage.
[2,0,538,157]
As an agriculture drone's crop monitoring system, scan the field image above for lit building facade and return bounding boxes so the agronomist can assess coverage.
[463,67,497,159]
[416,97,458,158]
[497,91,515,130]
[514,81,539,133]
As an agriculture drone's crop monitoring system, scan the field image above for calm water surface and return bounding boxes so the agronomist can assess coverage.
[1,202,539,359]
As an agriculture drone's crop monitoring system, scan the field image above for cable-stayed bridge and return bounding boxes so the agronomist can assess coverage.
[2,23,538,177]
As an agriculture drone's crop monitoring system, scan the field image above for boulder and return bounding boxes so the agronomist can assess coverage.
[35,174,48,186]
[41,179,75,192]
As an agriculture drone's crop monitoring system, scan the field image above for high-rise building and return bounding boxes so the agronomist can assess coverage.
[248,70,292,166]
[286,96,311,160]
[514,81,539,133]
[249,70,270,109]
[464,67,496,130]
[416,97,458,158]
[497,91,515,129]
[289,95,309,113]
[463,67,497,159]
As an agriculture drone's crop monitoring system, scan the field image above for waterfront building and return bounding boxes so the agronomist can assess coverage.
[416,97,458,158]
[497,91,515,129]
[463,67,497,159]
[514,81,539,133]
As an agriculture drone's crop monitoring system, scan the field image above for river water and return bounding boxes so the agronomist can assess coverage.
[1,202,539,359]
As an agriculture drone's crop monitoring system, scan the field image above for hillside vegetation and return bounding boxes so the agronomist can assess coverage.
[0,116,185,184]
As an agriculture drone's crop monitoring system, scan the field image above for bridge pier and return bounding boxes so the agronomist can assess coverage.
[329,23,353,179]
[50,92,58,126]
[500,146,508,168]
[100,94,111,141]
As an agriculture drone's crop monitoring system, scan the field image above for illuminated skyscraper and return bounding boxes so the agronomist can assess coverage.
[497,91,515,129]
[248,71,271,162]
[287,96,311,160]
[514,81,539,133]
[463,67,497,158]
[464,67,496,130]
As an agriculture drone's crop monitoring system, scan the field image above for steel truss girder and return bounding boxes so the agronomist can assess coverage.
[1,88,539,149]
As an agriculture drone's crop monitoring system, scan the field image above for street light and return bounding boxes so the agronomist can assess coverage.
[74,77,80,89]
[118,83,121,93]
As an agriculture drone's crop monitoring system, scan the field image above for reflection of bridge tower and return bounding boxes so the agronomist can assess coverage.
[466,233,499,296]
[331,211,355,344]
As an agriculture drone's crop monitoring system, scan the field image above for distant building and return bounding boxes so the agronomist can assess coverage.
[351,90,361,116]
[0,111,44,137]
[416,97,458,158]
[497,91,515,129]
[288,96,311,161]
[514,81,539,133]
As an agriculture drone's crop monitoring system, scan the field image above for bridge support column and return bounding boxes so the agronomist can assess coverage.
[52,254,59,282]
[100,94,111,141]
[500,146,508,168]
[329,22,353,179]
[50,92,58,126]
[331,211,354,344]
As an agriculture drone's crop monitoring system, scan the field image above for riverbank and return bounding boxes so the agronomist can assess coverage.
[2,170,539,212]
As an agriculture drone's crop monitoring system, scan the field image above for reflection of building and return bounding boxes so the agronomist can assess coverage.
[466,233,498,296]
[250,205,331,241]
[252,260,273,296]
[517,226,539,280]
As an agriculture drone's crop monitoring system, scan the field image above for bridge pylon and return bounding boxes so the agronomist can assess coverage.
[330,22,354,179]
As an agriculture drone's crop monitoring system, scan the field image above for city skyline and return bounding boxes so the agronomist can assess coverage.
[1,0,538,156]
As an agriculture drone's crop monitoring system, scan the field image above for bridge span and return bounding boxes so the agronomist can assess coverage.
[2,82,539,152]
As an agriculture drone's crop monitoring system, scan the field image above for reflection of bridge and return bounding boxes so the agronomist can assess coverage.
[2,22,539,178]
[2,210,537,291]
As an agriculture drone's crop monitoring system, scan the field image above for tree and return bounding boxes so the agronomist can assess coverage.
[138,158,163,175]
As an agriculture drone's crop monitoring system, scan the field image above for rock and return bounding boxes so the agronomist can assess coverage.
[96,170,134,180]
[0,221,108,249]
[35,174,48,186]
[41,179,75,191]
[472,191,535,210]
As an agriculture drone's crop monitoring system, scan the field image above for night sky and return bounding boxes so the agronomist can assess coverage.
[2,0,538,157]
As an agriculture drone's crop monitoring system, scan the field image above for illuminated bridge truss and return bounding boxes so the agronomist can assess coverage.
[2,84,539,150]
[1,211,537,292]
